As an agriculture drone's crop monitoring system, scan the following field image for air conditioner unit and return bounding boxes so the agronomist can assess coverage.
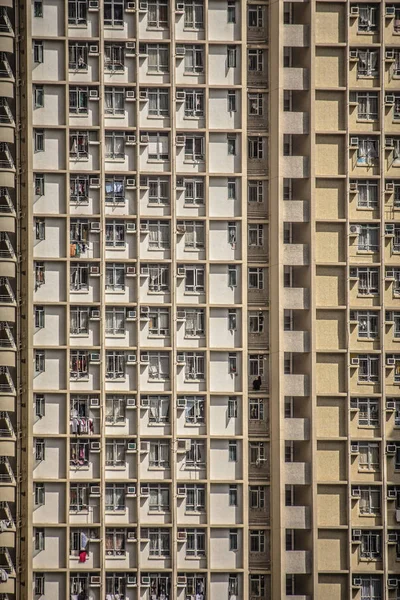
[127,532,137,541]
[141,354,150,366]
[126,177,136,188]
[352,529,362,542]
[140,441,150,453]
[140,222,150,233]
[177,353,186,364]
[176,177,185,189]
[386,94,396,105]
[140,306,150,317]
[177,486,186,497]
[386,50,396,60]
[90,265,100,276]
[177,397,186,409]
[352,578,362,588]
[387,357,396,366]
[349,268,358,280]
[387,268,396,279]
[89,177,100,188]
[89,89,99,100]
[89,44,99,55]
[126,222,136,233]
[139,1,148,10]
[127,442,137,452]
[126,354,136,364]
[387,6,396,16]
[139,90,148,100]
[126,310,137,321]
[176,223,186,233]
[351,487,361,498]
[388,488,398,499]
[126,1,136,11]
[126,485,136,496]
[177,576,187,586]
[350,442,359,454]
[126,397,136,408]
[177,311,186,321]
[396,509,400,522]
[388,400,397,412]
[176,46,186,56]
[350,5,359,15]
[176,90,186,101]
[126,266,136,276]
[177,438,191,451]
[388,532,398,543]
[141,395,150,406]
[126,135,136,145]
[140,135,150,144]
[349,224,359,235]
[387,181,395,192]
[90,397,100,408]
[351,357,359,366]
[90,221,101,232]
[127,575,137,586]
[177,267,186,277]
[126,89,135,100]
[387,443,397,454]
[349,50,358,60]
[126,42,136,55]
[90,576,101,586]
[90,485,101,496]
[90,352,101,363]
[388,578,398,589]
[176,135,185,146]
[386,311,395,323]
[349,181,358,191]
[386,224,396,236]
[350,136,359,147]
[387,137,395,148]
[176,2,185,12]
[88,0,99,9]
[140,486,150,497]
[177,530,187,541]
[90,309,100,320]
[141,576,151,586]
[90,441,101,452]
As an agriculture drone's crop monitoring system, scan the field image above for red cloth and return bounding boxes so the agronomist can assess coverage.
[79,550,87,563]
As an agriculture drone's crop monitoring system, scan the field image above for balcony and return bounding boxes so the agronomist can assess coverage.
[283,200,309,223]
[0,234,14,261]
[248,330,269,351]
[282,243,309,266]
[0,502,14,531]
[283,24,309,47]
[283,68,309,91]
[0,189,14,215]
[248,245,269,263]
[249,460,270,481]
[282,156,309,179]
[282,111,309,135]
[283,331,309,353]
[249,506,270,526]
[0,458,14,485]
[0,9,14,36]
[249,550,270,569]
[284,374,309,396]
[285,505,311,529]
[0,143,13,171]
[248,375,269,394]
[0,412,14,440]
[0,279,14,304]
[0,547,15,577]
[285,550,312,574]
[285,462,311,485]
[248,417,269,436]
[284,417,310,441]
[283,287,309,310]
[0,54,12,82]
[0,367,14,394]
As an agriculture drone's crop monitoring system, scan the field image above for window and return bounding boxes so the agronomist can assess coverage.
[248,137,265,159]
[351,92,378,121]
[185,484,205,511]
[249,312,264,334]
[104,0,123,26]
[148,88,169,116]
[248,4,265,27]
[69,86,88,114]
[34,350,45,374]
[249,267,265,289]
[360,531,381,559]
[249,398,266,423]
[105,263,125,291]
[250,486,266,510]
[105,530,126,556]
[149,485,170,512]
[34,0,43,17]
[148,177,169,204]
[148,353,170,380]
[35,306,45,329]
[228,90,237,112]
[104,43,124,71]
[358,354,379,382]
[228,265,238,288]
[357,224,379,252]
[229,440,237,462]
[228,397,238,418]
[186,440,205,467]
[250,530,266,553]
[250,575,266,599]
[184,395,205,424]
[69,131,89,159]
[351,267,379,295]
[183,178,204,205]
[227,135,237,155]
[148,0,168,27]
[34,528,45,551]
[353,179,378,208]
[70,483,89,511]
[394,95,400,121]
[229,529,238,551]
[105,307,126,335]
[35,574,45,596]
[357,49,379,77]
[248,93,263,116]
[184,309,204,336]
[34,129,44,152]
[70,439,89,465]
[229,485,238,506]
[105,176,125,204]
[149,308,169,336]
[184,45,204,73]
[229,575,238,596]
[35,438,45,461]
[70,350,89,379]
[228,178,237,199]
[187,575,206,597]
[352,398,379,427]
[149,440,170,467]
[148,132,169,160]
[356,311,378,338]
[148,395,170,422]
[394,313,400,339]
[250,442,267,467]
[358,5,377,31]
[183,221,204,249]
[34,483,45,506]
[249,224,264,247]
[105,484,126,511]
[34,85,44,109]
[185,89,204,117]
[105,220,125,247]
[68,42,88,70]
[33,41,43,63]
[359,442,380,471]
[358,576,382,600]
[148,44,169,73]
[147,220,170,248]
[35,173,45,196]
[70,576,89,598]
[227,0,236,22]
[186,529,206,556]
[68,0,87,24]
[70,175,89,204]
[185,352,205,380]
[355,137,379,165]
[357,486,381,515]
[227,46,237,68]
[106,439,126,467]
[105,395,126,424]
[185,265,205,293]
[228,353,237,374]
[228,309,237,331]
[184,0,204,29]
[105,131,125,160]
[105,85,125,114]
[147,264,169,292]
[106,351,125,379]
[34,261,45,289]
[184,135,204,161]
[248,180,264,203]
[70,306,89,335]
[70,262,89,291]
[35,218,45,241]
[248,49,264,72]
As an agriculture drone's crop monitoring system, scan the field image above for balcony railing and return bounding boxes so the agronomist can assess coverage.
[0,412,14,439]
[0,279,15,304]
[0,9,13,35]
[0,54,13,80]
[0,189,14,215]
[0,457,14,484]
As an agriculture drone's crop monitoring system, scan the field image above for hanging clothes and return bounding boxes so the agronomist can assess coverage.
[78,549,87,563]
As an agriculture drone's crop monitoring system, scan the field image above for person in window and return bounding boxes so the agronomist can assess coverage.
[253,375,262,390]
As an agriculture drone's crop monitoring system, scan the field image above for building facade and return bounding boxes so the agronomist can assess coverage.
[4,0,400,599]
